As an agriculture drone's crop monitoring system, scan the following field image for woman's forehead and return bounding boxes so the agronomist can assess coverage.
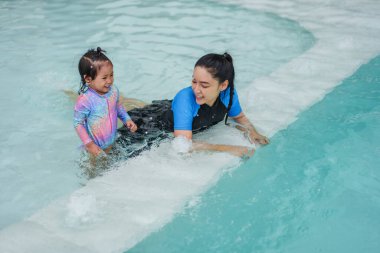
[193,66,217,82]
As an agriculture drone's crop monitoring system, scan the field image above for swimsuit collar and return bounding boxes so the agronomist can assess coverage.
[87,86,112,98]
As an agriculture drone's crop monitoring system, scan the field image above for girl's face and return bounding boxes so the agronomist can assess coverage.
[192,66,228,106]
[86,61,114,95]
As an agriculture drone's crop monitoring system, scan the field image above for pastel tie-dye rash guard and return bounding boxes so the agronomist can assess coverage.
[73,86,131,149]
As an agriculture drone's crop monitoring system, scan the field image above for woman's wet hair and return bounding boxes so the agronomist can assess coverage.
[195,52,235,124]
[78,47,112,94]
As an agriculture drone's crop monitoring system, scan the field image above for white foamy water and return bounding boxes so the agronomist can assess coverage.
[1,0,380,252]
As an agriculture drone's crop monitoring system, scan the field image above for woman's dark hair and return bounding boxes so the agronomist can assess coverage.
[77,47,112,94]
[195,52,235,124]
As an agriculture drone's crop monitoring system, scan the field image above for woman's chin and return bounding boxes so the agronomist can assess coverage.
[195,97,205,105]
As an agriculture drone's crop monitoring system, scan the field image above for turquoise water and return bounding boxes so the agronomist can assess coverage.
[0,0,314,230]
[126,56,380,252]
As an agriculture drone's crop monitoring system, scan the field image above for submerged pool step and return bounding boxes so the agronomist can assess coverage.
[0,144,241,253]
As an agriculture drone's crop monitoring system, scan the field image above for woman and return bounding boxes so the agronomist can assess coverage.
[118,52,269,157]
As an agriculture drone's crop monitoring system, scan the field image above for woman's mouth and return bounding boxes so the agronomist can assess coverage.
[195,94,204,103]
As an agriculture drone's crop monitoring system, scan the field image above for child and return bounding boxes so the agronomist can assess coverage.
[74,47,137,157]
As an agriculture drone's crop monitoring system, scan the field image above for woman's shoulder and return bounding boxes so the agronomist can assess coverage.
[172,86,199,111]
[173,86,196,106]
[220,87,239,102]
[175,86,193,98]
[220,87,242,117]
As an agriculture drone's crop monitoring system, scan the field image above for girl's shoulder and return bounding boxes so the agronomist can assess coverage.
[107,85,120,98]
[76,92,90,104]
[111,85,119,93]
[76,87,104,104]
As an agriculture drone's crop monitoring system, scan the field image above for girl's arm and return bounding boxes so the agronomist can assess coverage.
[116,102,137,132]
[73,96,92,145]
[173,130,254,158]
[74,96,102,156]
[115,89,131,124]
[232,112,269,145]
[115,87,137,132]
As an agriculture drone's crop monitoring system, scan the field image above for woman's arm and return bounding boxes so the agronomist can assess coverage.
[173,130,254,158]
[231,112,269,145]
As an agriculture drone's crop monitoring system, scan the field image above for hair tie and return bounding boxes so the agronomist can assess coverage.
[96,47,102,55]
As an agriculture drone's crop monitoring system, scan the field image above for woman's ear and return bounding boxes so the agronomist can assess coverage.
[84,75,92,84]
[219,80,229,91]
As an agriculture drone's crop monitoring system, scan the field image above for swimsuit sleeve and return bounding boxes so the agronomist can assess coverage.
[73,95,93,145]
[226,88,242,117]
[115,87,131,124]
[172,87,197,131]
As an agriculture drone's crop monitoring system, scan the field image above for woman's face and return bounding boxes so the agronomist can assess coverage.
[192,66,228,106]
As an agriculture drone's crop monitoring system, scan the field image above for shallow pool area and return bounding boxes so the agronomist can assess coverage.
[0,0,380,252]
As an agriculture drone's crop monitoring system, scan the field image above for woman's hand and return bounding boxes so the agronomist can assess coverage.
[85,141,103,156]
[125,120,138,132]
[248,131,269,145]
[232,112,269,145]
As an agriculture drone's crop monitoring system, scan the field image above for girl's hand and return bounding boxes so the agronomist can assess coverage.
[85,142,103,156]
[125,120,138,132]
[248,131,270,145]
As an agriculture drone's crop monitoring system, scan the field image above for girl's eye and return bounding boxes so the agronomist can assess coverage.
[192,80,196,84]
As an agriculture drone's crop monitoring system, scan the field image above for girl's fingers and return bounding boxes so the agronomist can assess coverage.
[128,123,137,132]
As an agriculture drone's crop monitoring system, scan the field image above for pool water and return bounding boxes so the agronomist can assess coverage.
[127,55,380,253]
[2,0,379,252]
[0,0,314,229]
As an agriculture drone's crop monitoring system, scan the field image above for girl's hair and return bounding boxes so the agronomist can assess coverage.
[78,47,112,94]
[195,52,235,124]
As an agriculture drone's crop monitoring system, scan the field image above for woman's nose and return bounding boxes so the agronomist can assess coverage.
[193,83,201,93]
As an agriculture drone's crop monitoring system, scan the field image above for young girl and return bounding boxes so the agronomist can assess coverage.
[74,47,137,157]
